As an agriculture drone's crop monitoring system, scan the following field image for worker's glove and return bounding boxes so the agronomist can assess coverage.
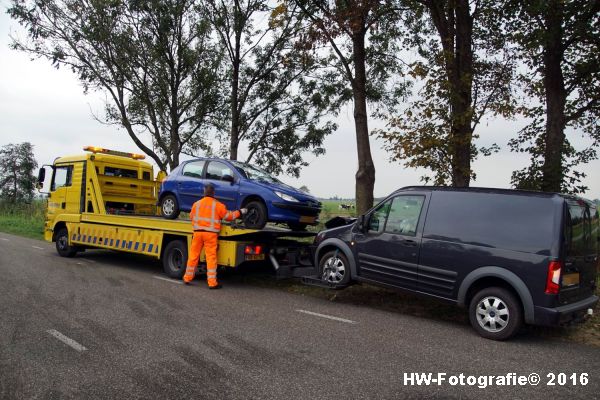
[240,208,248,215]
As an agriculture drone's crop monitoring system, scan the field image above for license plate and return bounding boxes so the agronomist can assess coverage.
[562,273,580,286]
[245,254,265,261]
[299,216,316,223]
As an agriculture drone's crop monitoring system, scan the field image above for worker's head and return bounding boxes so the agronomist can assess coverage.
[204,183,215,197]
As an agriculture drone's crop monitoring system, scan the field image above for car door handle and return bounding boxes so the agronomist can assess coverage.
[401,239,417,247]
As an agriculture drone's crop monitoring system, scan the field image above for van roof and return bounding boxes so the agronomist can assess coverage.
[396,186,592,202]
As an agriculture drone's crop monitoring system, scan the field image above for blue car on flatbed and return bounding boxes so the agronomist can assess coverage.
[158,158,321,230]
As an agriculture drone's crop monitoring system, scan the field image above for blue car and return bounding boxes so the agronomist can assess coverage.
[158,158,321,230]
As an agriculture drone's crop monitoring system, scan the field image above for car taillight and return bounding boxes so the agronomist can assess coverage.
[244,245,262,255]
[545,260,562,294]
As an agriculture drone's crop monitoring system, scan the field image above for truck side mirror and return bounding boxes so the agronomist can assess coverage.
[37,168,46,185]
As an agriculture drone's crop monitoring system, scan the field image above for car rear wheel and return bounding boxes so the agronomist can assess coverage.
[243,200,267,229]
[160,194,180,219]
[319,250,351,286]
[469,287,523,340]
[162,239,188,279]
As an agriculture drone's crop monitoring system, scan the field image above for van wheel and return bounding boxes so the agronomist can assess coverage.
[243,201,267,229]
[469,287,522,340]
[160,194,180,219]
[319,250,351,286]
[162,240,188,279]
[55,228,77,257]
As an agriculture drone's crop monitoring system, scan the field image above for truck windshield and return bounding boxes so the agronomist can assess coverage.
[230,161,281,184]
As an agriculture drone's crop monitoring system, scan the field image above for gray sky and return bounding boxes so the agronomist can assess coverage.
[1,5,599,200]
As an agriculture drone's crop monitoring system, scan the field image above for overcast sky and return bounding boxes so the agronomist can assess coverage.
[1,4,599,200]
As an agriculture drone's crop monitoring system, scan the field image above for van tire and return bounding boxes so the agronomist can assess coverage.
[162,240,188,279]
[55,228,77,257]
[243,201,267,229]
[319,250,351,286]
[469,287,523,341]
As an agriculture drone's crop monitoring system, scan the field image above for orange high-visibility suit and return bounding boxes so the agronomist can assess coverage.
[183,196,241,287]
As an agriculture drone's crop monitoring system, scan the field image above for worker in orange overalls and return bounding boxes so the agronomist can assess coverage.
[183,183,247,288]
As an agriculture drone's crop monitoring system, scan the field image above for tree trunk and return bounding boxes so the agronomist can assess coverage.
[352,34,375,215]
[230,60,240,160]
[449,0,473,187]
[540,1,566,193]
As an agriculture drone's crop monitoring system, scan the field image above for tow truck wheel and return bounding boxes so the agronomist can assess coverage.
[319,250,351,285]
[160,194,180,219]
[55,228,77,257]
[162,240,188,279]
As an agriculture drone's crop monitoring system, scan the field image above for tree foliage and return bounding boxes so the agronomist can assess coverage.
[0,142,38,203]
[9,0,222,171]
[506,0,600,194]
[293,0,407,214]
[205,0,341,177]
[376,0,515,186]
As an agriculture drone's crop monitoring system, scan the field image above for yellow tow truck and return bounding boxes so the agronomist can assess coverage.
[37,147,315,279]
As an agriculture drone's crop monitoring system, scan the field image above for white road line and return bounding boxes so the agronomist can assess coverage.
[0,238,9,241]
[32,246,45,250]
[153,276,183,285]
[46,329,88,352]
[295,309,356,324]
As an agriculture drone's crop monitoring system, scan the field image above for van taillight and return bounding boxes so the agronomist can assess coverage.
[545,260,562,294]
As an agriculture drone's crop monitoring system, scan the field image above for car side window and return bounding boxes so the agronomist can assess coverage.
[51,165,72,191]
[182,161,205,179]
[206,161,234,181]
[368,200,392,233]
[385,195,425,236]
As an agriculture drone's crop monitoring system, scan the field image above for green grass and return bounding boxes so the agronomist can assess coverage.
[0,200,45,240]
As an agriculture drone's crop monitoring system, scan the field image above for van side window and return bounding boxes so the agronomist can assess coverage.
[182,161,205,179]
[368,200,391,233]
[52,165,73,191]
[385,196,425,236]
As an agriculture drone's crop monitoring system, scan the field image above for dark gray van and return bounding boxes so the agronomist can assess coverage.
[313,187,598,340]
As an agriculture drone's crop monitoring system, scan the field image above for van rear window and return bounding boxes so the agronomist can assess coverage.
[565,200,596,256]
[423,191,555,254]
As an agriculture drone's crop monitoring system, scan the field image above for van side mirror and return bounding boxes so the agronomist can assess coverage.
[357,214,366,232]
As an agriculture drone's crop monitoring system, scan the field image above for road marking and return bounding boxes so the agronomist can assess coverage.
[32,246,45,250]
[153,276,183,285]
[295,309,356,324]
[46,329,88,352]
[0,238,9,241]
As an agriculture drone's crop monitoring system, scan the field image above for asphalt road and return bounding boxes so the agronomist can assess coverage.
[1,232,599,400]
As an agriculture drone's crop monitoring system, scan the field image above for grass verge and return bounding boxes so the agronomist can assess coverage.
[0,200,45,240]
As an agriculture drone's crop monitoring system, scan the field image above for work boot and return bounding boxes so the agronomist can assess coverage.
[209,284,222,290]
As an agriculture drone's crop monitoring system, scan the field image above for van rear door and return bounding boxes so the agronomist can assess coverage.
[560,199,598,305]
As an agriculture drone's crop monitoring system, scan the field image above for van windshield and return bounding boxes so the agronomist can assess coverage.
[230,161,281,184]
[565,199,597,256]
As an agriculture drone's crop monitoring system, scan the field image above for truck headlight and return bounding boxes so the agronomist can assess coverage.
[275,191,299,202]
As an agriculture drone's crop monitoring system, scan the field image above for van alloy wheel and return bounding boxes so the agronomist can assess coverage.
[322,255,346,283]
[475,296,509,333]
